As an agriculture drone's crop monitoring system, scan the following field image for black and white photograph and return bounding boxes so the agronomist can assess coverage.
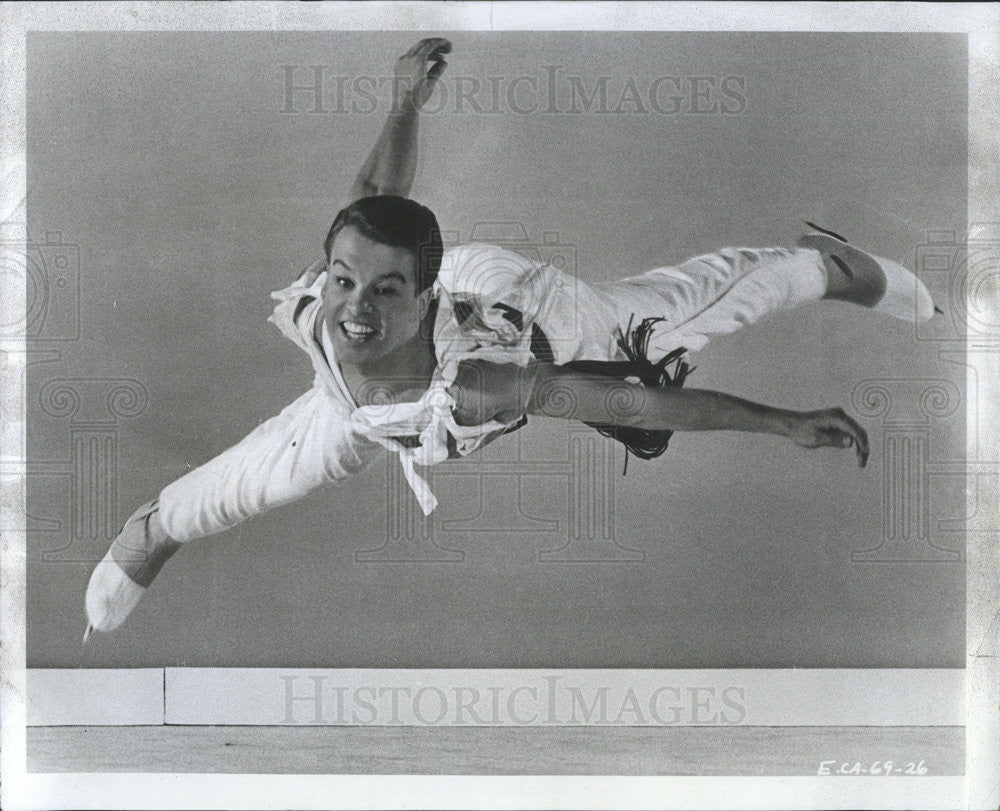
[1,2,997,809]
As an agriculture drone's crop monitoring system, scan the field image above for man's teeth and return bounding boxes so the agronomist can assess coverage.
[341,321,376,338]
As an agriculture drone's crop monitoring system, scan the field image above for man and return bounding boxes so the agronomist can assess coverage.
[84,38,934,639]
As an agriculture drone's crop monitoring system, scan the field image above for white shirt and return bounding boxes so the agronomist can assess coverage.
[267,243,615,515]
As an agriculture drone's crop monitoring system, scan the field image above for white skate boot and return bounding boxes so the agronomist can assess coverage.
[799,222,937,323]
[84,499,181,640]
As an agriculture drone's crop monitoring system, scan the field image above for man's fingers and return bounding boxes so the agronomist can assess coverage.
[828,411,869,468]
[855,424,870,467]
[825,431,853,450]
[403,39,430,57]
[428,42,452,61]
[835,430,867,467]
[797,410,870,467]
[405,37,452,58]
[426,59,448,83]
[839,414,869,465]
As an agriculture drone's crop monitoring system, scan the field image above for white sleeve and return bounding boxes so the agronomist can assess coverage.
[435,243,623,367]
[267,260,327,353]
[433,244,547,368]
[158,385,381,542]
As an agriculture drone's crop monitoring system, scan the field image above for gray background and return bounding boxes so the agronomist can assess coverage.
[26,32,966,668]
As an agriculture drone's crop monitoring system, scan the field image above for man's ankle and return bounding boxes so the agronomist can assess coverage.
[110,504,182,587]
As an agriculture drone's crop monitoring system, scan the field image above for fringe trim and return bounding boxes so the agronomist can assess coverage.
[572,315,694,475]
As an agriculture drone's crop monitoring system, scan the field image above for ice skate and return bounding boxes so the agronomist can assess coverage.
[799,222,936,323]
[84,499,181,639]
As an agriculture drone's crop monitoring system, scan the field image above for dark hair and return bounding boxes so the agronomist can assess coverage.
[324,195,444,294]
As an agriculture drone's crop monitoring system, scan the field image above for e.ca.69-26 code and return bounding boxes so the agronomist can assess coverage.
[817,760,929,776]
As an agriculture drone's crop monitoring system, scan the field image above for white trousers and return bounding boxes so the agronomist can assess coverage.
[588,246,826,356]
[158,245,827,542]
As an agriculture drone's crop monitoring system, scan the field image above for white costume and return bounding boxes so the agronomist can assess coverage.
[158,243,827,541]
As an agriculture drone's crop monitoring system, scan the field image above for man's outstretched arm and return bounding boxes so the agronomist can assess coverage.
[529,363,870,466]
[450,360,870,467]
[346,37,451,203]
[84,385,381,636]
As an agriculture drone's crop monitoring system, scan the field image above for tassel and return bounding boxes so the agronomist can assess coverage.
[566,315,694,475]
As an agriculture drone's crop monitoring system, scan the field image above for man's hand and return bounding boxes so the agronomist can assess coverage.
[449,358,537,427]
[344,38,451,203]
[786,408,870,467]
[393,37,451,112]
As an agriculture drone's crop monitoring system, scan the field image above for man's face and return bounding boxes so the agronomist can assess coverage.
[321,226,425,367]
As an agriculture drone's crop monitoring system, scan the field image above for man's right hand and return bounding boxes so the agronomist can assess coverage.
[393,37,451,112]
[786,407,870,467]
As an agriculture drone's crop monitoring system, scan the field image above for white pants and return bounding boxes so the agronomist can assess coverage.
[588,246,826,356]
[158,245,827,542]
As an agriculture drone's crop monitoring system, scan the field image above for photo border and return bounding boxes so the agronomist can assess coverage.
[2,2,997,809]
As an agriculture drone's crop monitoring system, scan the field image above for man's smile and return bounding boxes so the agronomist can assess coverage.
[339,320,380,342]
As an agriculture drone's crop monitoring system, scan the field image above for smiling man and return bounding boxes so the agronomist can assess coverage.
[319,200,441,401]
[84,38,935,639]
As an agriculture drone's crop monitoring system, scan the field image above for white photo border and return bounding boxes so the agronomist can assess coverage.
[2,2,997,809]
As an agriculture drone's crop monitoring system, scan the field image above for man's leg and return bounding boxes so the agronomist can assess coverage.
[586,234,932,359]
[85,385,380,635]
[583,245,825,357]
